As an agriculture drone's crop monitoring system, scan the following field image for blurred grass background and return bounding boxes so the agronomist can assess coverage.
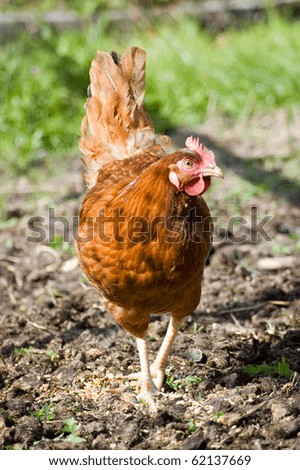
[1,1,300,214]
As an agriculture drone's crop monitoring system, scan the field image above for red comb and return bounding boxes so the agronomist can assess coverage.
[185,135,215,164]
[185,136,206,156]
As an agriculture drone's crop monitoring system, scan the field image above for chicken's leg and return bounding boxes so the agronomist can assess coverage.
[122,316,182,402]
[150,316,182,389]
[135,336,159,406]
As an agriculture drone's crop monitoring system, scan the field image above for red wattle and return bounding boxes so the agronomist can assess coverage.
[184,176,211,196]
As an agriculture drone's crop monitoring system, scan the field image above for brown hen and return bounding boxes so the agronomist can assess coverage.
[76,47,223,406]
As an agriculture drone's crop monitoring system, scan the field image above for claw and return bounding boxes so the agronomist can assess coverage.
[119,371,141,382]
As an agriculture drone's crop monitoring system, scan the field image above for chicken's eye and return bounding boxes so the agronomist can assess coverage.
[184,159,194,168]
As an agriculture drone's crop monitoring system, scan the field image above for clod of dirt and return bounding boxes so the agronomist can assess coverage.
[14,416,43,444]
[260,287,288,301]
[271,401,294,420]
[181,428,207,450]
[274,417,300,439]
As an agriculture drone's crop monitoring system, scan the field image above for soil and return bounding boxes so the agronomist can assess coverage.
[0,133,300,450]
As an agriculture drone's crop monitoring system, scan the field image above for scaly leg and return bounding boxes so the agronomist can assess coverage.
[150,316,182,389]
[135,336,159,407]
[125,317,182,390]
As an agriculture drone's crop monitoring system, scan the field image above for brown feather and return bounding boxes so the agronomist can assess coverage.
[79,47,174,188]
[76,152,212,337]
[121,47,147,108]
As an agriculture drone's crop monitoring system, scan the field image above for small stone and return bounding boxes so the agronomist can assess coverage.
[60,257,79,272]
[185,348,207,363]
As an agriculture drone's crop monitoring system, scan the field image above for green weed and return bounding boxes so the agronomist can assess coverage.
[49,288,64,303]
[188,419,197,432]
[45,350,58,362]
[272,243,291,256]
[212,411,224,422]
[15,346,34,356]
[243,356,294,378]
[49,235,75,255]
[148,334,158,342]
[80,275,89,285]
[33,403,55,422]
[166,374,205,391]
[54,418,86,443]
[193,322,204,334]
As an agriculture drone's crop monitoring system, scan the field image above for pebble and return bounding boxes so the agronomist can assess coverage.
[185,348,206,363]
[14,416,43,443]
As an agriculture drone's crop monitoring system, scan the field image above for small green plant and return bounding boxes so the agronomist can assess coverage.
[54,418,86,443]
[193,322,204,334]
[166,375,180,391]
[136,398,148,405]
[188,419,197,432]
[212,411,224,422]
[15,346,34,356]
[45,350,58,362]
[49,288,63,305]
[166,374,204,391]
[184,375,204,385]
[49,235,65,249]
[80,275,89,285]
[148,334,158,342]
[5,444,23,450]
[49,236,75,255]
[272,242,291,255]
[33,417,86,447]
[243,356,294,378]
[34,403,55,422]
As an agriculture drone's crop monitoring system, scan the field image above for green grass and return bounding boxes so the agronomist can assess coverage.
[188,419,197,432]
[33,403,56,422]
[3,0,172,14]
[166,373,205,391]
[243,356,294,379]
[212,411,224,422]
[45,350,58,362]
[15,346,35,355]
[1,14,300,180]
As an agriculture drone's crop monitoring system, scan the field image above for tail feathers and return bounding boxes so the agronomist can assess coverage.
[121,47,146,108]
[79,47,172,188]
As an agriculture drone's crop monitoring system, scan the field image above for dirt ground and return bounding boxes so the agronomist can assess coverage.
[0,130,299,450]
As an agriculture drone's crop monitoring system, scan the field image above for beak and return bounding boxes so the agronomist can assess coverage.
[202,165,224,179]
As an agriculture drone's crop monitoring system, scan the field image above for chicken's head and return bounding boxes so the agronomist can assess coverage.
[168,136,223,196]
